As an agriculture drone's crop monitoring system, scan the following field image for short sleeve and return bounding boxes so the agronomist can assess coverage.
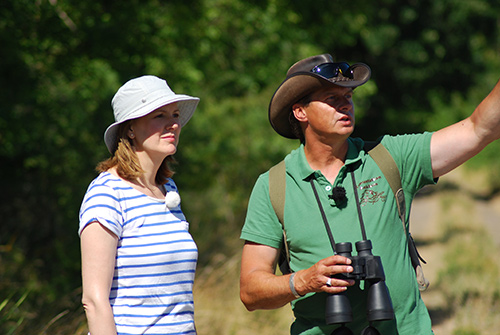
[79,181,123,237]
[380,132,435,195]
[240,173,284,249]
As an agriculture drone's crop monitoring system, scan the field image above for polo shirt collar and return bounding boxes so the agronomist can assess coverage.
[345,137,364,166]
[295,138,365,181]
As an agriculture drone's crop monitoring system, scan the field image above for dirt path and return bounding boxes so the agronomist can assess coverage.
[409,168,500,333]
[410,192,454,333]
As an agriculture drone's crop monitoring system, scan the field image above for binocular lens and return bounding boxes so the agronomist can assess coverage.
[325,292,352,324]
[366,281,394,321]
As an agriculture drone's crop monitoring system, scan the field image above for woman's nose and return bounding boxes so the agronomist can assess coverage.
[166,120,180,130]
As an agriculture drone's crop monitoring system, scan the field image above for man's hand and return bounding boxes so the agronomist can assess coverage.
[240,242,354,311]
[293,255,355,296]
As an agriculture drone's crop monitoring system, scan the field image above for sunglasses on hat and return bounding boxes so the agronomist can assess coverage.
[311,62,354,79]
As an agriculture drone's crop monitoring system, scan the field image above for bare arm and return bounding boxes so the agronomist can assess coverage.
[81,222,119,335]
[240,241,354,311]
[431,78,500,178]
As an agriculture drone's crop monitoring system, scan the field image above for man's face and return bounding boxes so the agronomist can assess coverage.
[293,85,355,141]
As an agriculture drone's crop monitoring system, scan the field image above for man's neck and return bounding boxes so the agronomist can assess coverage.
[303,138,349,184]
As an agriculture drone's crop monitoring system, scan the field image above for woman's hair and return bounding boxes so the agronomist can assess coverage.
[96,121,175,184]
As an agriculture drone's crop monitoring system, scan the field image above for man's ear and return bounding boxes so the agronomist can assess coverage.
[292,104,307,122]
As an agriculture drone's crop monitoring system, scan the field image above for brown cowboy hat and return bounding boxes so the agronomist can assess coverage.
[269,53,371,138]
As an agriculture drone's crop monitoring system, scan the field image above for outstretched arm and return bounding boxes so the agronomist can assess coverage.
[431,78,500,178]
[239,241,354,311]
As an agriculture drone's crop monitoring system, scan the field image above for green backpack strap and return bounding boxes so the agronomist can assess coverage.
[269,160,291,274]
[365,142,406,222]
[366,142,429,291]
[269,160,286,224]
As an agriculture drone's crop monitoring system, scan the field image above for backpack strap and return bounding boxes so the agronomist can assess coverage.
[269,160,286,224]
[269,160,291,274]
[365,142,406,222]
[366,142,429,291]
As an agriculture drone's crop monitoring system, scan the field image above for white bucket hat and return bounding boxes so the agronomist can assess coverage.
[104,75,200,153]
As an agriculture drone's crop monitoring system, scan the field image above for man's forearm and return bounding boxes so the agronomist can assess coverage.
[240,271,298,311]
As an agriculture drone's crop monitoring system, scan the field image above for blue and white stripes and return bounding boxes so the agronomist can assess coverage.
[79,172,198,335]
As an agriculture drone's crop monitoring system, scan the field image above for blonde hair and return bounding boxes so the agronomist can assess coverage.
[96,121,175,184]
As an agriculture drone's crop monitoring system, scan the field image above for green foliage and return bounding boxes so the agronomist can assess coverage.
[0,290,29,335]
[453,330,481,335]
[1,0,500,332]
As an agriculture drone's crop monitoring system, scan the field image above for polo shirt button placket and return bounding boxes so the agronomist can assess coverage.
[324,185,336,206]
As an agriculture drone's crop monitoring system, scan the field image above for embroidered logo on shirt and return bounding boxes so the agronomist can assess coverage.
[357,175,388,206]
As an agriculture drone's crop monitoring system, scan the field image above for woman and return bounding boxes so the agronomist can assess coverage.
[79,75,200,335]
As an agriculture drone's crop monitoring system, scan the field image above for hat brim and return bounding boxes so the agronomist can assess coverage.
[269,63,371,139]
[104,95,199,153]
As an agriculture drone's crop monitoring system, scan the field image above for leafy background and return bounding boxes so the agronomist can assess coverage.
[1,0,500,333]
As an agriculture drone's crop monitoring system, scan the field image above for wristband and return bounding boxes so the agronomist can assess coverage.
[289,272,303,299]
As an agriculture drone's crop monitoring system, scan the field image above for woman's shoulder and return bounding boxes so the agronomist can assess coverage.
[89,171,123,188]
[163,178,180,193]
[84,171,132,199]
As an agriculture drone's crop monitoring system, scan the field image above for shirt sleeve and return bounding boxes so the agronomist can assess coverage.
[380,132,436,195]
[78,181,123,237]
[240,172,284,249]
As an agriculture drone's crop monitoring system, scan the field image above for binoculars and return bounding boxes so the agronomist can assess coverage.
[326,240,394,334]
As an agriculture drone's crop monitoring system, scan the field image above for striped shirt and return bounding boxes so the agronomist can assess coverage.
[79,172,198,335]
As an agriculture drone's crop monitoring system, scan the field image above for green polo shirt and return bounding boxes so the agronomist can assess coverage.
[241,133,436,335]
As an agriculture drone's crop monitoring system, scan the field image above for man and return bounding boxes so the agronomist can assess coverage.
[239,53,500,334]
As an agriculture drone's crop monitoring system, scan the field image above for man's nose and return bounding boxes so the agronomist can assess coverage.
[338,99,352,112]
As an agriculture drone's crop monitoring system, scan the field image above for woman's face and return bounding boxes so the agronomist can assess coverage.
[129,102,181,159]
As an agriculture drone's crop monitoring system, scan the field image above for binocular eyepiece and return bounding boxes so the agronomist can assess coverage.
[325,240,394,329]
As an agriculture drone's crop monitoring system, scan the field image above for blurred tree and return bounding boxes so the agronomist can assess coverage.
[0,0,499,332]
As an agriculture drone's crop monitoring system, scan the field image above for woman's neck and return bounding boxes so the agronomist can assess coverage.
[109,166,165,199]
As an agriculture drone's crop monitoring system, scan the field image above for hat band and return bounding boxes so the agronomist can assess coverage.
[310,62,354,80]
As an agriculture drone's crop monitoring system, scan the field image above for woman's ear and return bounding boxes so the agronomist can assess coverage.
[128,126,135,139]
